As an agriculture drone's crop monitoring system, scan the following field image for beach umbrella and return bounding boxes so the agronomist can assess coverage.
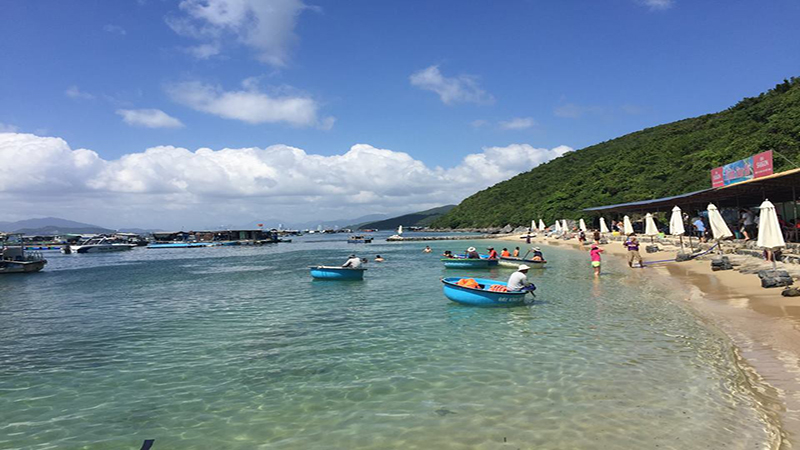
[644,213,658,242]
[562,220,569,233]
[599,218,610,234]
[579,219,587,232]
[553,221,561,234]
[623,215,634,235]
[669,206,686,252]
[531,220,537,231]
[539,219,546,231]
[757,199,785,270]
[707,203,732,254]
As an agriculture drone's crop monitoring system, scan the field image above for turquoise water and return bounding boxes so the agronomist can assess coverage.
[0,235,779,449]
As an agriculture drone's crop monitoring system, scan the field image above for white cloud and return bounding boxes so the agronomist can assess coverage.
[187,43,221,59]
[0,132,572,228]
[167,0,310,66]
[65,85,95,100]
[498,117,536,130]
[166,79,333,128]
[0,123,18,133]
[470,119,488,128]
[410,65,494,105]
[116,109,185,129]
[103,24,127,35]
[554,103,604,119]
[639,0,674,10]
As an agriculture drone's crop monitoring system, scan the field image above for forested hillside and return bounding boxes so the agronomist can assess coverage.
[432,77,800,228]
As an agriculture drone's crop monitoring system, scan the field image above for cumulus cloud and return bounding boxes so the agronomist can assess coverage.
[166,79,333,128]
[103,24,127,35]
[410,65,494,105]
[0,132,572,228]
[639,0,674,10]
[498,117,536,130]
[116,109,185,128]
[65,85,95,100]
[167,0,310,66]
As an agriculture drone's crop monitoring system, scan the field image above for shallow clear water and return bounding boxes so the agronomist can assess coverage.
[0,235,779,449]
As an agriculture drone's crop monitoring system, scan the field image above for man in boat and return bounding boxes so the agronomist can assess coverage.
[466,247,481,259]
[342,254,363,269]
[500,248,511,257]
[507,264,535,292]
[486,247,498,259]
[530,247,544,261]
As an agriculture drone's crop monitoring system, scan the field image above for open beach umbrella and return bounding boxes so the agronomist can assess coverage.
[669,206,686,252]
[579,219,587,232]
[539,219,546,231]
[707,203,732,253]
[599,218,610,234]
[757,199,785,270]
[623,215,634,235]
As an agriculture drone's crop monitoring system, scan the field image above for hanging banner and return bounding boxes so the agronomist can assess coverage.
[710,150,773,188]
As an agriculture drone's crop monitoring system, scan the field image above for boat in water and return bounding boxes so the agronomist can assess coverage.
[1,234,47,274]
[310,265,366,280]
[347,235,373,244]
[498,256,547,268]
[441,257,492,269]
[441,277,529,306]
[147,242,218,249]
[68,236,137,254]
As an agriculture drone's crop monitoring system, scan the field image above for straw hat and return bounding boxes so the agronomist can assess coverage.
[533,247,540,251]
[467,247,476,252]
[518,264,531,271]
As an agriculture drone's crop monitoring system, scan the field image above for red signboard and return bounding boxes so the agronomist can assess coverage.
[753,150,774,178]
[710,150,774,188]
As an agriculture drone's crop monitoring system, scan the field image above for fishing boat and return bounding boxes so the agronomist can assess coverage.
[441,277,529,307]
[480,254,499,266]
[498,256,547,268]
[441,257,492,269]
[69,236,136,253]
[1,234,47,274]
[347,235,373,244]
[309,265,366,280]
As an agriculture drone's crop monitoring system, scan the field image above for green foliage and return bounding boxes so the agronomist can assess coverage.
[432,77,800,228]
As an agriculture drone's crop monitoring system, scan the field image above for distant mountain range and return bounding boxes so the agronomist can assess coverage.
[237,213,391,231]
[352,205,456,230]
[0,217,114,235]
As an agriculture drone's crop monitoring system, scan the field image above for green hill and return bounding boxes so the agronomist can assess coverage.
[354,205,456,230]
[432,77,800,228]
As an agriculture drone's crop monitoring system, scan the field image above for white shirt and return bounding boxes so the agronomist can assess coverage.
[507,271,529,291]
[343,257,362,268]
[742,211,755,226]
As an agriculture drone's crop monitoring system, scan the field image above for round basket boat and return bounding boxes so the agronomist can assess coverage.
[310,265,366,280]
[441,277,529,307]
[441,258,492,269]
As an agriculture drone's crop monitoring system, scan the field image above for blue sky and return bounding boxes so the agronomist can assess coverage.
[1,0,799,229]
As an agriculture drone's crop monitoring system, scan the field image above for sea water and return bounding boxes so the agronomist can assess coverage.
[0,235,781,449]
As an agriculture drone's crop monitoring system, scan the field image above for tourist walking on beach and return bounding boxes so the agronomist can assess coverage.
[593,230,601,243]
[624,236,643,268]
[590,244,603,277]
[739,208,756,241]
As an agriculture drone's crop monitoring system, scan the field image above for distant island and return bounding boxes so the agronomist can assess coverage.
[350,205,456,230]
[433,77,800,228]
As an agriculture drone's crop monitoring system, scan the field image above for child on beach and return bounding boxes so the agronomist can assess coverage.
[590,244,603,277]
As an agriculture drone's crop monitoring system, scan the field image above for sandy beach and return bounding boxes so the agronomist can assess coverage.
[502,233,800,446]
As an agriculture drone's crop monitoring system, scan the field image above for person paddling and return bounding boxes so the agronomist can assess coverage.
[507,264,534,292]
[487,247,498,259]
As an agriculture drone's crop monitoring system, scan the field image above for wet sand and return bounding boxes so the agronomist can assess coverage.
[503,234,800,447]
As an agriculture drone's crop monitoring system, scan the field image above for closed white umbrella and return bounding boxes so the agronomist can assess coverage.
[644,213,658,236]
[579,219,587,232]
[599,218,610,234]
[531,220,537,231]
[539,219,546,231]
[757,199,785,269]
[707,203,733,240]
[397,225,403,235]
[670,206,686,252]
[554,221,561,234]
[623,215,634,235]
[562,220,569,233]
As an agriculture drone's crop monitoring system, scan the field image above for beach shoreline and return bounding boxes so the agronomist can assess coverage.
[501,233,800,447]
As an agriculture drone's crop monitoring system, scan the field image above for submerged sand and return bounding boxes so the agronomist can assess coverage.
[502,233,800,448]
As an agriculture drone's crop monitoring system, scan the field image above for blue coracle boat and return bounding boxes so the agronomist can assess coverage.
[441,257,492,269]
[310,265,366,280]
[441,277,530,307]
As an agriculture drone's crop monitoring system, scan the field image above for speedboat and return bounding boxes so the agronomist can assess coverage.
[441,277,530,306]
[310,266,366,280]
[347,235,373,243]
[69,236,136,254]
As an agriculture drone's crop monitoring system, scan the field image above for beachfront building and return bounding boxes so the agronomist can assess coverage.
[151,229,279,244]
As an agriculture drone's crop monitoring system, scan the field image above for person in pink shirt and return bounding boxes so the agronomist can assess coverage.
[590,244,604,277]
